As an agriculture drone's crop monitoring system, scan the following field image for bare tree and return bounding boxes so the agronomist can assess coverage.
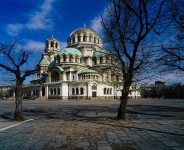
[158,0,184,74]
[0,42,38,120]
[101,0,171,119]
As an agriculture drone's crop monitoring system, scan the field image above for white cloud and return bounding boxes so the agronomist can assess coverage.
[27,0,55,30]
[6,0,55,36]
[7,23,23,37]
[22,39,45,52]
[90,16,102,34]
[21,39,67,52]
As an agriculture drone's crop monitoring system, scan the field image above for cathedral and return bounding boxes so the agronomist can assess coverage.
[23,26,141,100]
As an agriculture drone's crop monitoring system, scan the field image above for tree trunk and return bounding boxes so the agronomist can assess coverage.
[117,78,131,119]
[117,90,129,119]
[13,81,24,121]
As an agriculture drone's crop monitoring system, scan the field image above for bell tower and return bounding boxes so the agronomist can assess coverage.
[44,36,60,62]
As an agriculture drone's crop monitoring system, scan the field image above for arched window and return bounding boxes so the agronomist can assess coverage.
[72,88,75,95]
[51,89,53,95]
[54,88,56,95]
[116,75,119,81]
[110,88,112,94]
[78,36,80,42]
[51,71,59,82]
[51,42,54,47]
[80,88,83,95]
[69,55,72,62]
[75,56,78,62]
[42,86,45,96]
[107,88,109,94]
[58,88,60,95]
[100,57,103,63]
[76,88,79,94]
[89,35,92,42]
[57,56,60,63]
[73,37,75,43]
[94,37,96,43]
[92,84,97,90]
[104,88,106,94]
[46,41,49,48]
[56,42,58,48]
[63,55,66,62]
[83,35,86,41]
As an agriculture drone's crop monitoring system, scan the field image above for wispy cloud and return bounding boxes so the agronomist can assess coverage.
[21,39,67,52]
[90,16,102,34]
[7,23,23,36]
[6,0,55,36]
[27,0,55,30]
[22,39,45,52]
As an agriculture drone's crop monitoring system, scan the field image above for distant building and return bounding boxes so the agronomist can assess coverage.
[140,81,165,98]
[22,26,141,100]
[0,86,14,98]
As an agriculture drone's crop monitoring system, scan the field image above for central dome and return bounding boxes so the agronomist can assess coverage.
[67,26,102,49]
[70,27,100,37]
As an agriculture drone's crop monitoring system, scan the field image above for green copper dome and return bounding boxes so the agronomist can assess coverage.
[79,69,98,74]
[93,49,112,57]
[58,48,82,56]
[39,59,50,65]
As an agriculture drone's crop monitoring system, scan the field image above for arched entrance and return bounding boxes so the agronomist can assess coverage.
[42,86,45,96]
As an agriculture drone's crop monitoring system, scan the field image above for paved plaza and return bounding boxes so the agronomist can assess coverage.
[0,99,184,150]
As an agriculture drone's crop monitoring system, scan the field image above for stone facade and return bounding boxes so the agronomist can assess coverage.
[23,27,141,100]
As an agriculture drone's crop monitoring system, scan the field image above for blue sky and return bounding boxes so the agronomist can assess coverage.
[0,0,107,50]
[0,0,107,84]
[0,0,183,85]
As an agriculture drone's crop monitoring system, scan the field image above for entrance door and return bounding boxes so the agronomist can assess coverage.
[42,86,45,96]
[92,92,96,97]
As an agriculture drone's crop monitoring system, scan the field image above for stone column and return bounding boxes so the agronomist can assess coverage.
[75,34,78,42]
[31,90,33,97]
[80,34,83,42]
[39,86,42,97]
[60,87,62,96]
[86,34,89,42]
[66,56,69,62]
[45,85,48,99]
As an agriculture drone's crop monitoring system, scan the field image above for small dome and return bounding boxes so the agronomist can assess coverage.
[46,35,59,42]
[93,49,112,57]
[39,59,50,65]
[58,48,82,56]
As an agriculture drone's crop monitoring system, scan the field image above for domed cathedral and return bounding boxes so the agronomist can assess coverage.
[23,26,141,100]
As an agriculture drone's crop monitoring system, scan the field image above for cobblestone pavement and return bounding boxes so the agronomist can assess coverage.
[0,99,184,150]
[0,118,184,150]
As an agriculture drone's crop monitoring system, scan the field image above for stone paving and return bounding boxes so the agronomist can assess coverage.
[0,118,184,150]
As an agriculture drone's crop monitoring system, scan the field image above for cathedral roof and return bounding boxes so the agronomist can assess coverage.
[93,49,112,57]
[58,48,82,56]
[70,27,100,37]
[79,69,98,74]
[55,66,64,72]
[39,59,50,65]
